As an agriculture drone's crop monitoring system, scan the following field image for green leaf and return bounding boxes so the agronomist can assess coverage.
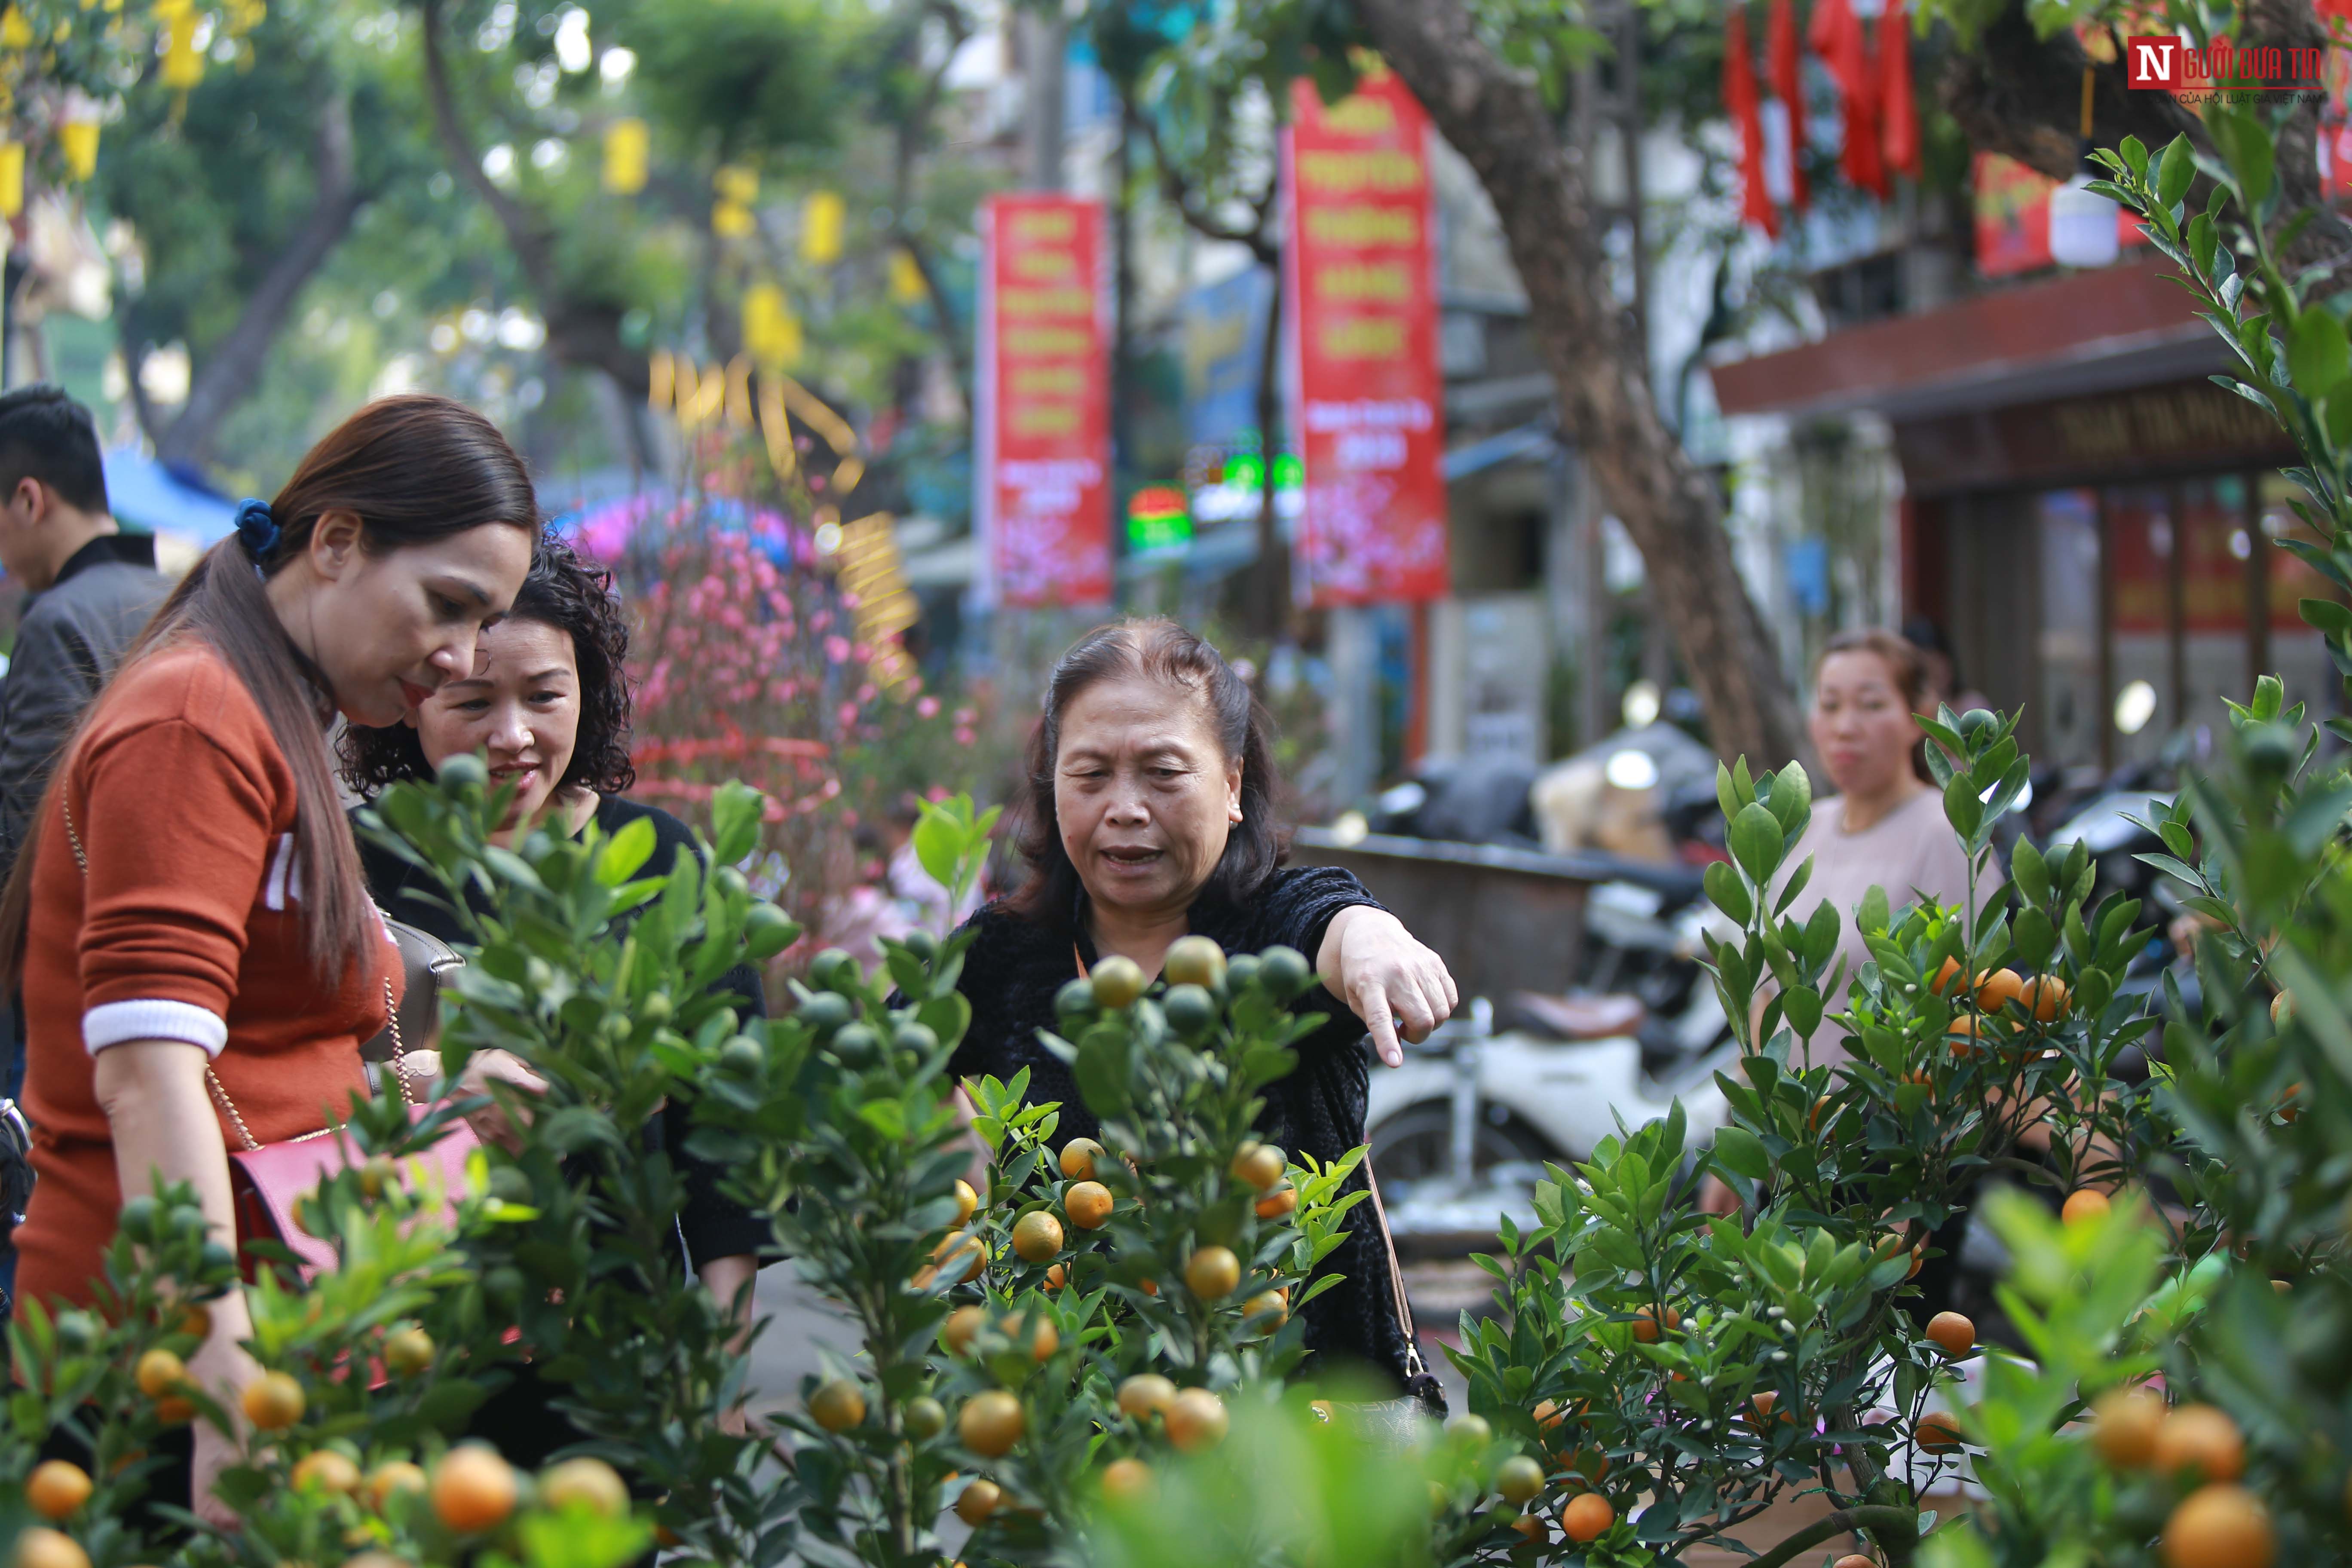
[593,815,657,887]
[2211,105,2275,207]
[2156,133,2194,208]
[1856,884,1890,937]
[1800,900,1840,970]
[1709,1125,1768,1182]
[1782,985,1823,1039]
[2291,309,2351,399]
[2011,837,2050,906]
[710,780,766,866]
[2014,905,2058,969]
[2321,389,2352,455]
[1729,802,1786,885]
[912,806,965,893]
[1704,860,1753,925]
[2302,596,2352,640]
[2188,210,2219,275]
[1072,1028,1134,1119]
[1942,772,1984,840]
[1766,760,1813,836]
[1773,852,1815,918]
[2284,779,2352,854]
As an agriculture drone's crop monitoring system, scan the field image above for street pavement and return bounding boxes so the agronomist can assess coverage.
[744,1261,854,1412]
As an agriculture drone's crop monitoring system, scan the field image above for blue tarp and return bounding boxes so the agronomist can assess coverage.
[101,448,238,544]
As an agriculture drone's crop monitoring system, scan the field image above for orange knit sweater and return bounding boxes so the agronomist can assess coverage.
[15,641,395,1310]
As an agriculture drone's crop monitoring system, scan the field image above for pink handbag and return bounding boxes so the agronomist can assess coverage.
[214,1015,479,1283]
[62,795,479,1283]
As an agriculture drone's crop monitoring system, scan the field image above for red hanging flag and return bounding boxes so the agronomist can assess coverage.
[1808,0,1887,199]
[1767,0,1809,211]
[1880,0,1921,180]
[1724,4,1779,236]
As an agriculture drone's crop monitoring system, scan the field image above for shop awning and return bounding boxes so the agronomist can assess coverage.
[1707,257,2222,423]
[101,447,238,544]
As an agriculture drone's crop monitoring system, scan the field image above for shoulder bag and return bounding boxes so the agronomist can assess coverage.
[62,797,478,1282]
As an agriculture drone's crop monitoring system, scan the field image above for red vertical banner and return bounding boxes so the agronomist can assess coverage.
[975,193,1112,608]
[1281,68,1450,607]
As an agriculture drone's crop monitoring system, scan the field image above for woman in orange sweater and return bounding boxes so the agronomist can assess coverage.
[0,394,536,1521]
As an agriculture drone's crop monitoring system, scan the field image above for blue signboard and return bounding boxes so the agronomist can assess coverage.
[1181,265,1272,448]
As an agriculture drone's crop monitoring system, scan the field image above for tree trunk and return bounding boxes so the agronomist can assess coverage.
[154,83,367,469]
[1350,0,1805,769]
[419,0,652,420]
[1247,258,1289,641]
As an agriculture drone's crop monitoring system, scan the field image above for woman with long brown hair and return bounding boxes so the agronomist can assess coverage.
[0,394,536,1520]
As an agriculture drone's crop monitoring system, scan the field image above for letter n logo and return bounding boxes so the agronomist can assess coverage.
[2127,35,2179,87]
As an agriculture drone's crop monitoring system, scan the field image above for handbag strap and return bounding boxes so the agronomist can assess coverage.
[58,794,414,1156]
[1361,1158,1429,1381]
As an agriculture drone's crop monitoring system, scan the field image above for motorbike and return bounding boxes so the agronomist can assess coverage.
[1367,925,1738,1203]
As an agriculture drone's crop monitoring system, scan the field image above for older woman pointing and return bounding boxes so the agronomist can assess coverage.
[946,619,1456,1389]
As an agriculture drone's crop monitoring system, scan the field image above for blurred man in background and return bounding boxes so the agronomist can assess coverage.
[0,384,168,1306]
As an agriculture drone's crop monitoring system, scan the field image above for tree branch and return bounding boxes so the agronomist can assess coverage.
[420,0,651,411]
[1350,0,1806,769]
[156,79,367,468]
[1130,98,1277,264]
[888,0,974,412]
[1744,1504,1920,1568]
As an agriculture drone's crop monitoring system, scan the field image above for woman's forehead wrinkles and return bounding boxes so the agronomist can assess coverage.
[1062,729,1202,761]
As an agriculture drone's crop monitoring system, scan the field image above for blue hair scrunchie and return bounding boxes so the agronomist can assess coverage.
[234,498,280,561]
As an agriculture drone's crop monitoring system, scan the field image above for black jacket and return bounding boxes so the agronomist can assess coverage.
[0,532,166,883]
[945,867,1413,1390]
[356,793,773,1271]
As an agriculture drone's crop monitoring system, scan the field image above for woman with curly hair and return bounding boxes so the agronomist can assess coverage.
[340,533,768,1461]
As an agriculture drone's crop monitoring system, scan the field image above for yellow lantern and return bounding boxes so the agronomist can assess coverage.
[160,12,202,88]
[713,164,756,205]
[801,189,843,265]
[0,8,31,48]
[0,142,23,217]
[58,119,98,181]
[741,282,802,369]
[711,199,754,239]
[601,116,646,195]
[888,247,926,303]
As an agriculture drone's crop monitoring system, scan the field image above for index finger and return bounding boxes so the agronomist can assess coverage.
[1354,980,1403,1068]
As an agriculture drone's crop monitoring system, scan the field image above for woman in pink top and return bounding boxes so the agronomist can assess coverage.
[1702,631,1994,1218]
[1781,628,1994,1069]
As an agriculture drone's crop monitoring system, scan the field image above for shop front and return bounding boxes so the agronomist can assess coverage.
[1711,257,2333,775]
[1899,374,2323,771]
